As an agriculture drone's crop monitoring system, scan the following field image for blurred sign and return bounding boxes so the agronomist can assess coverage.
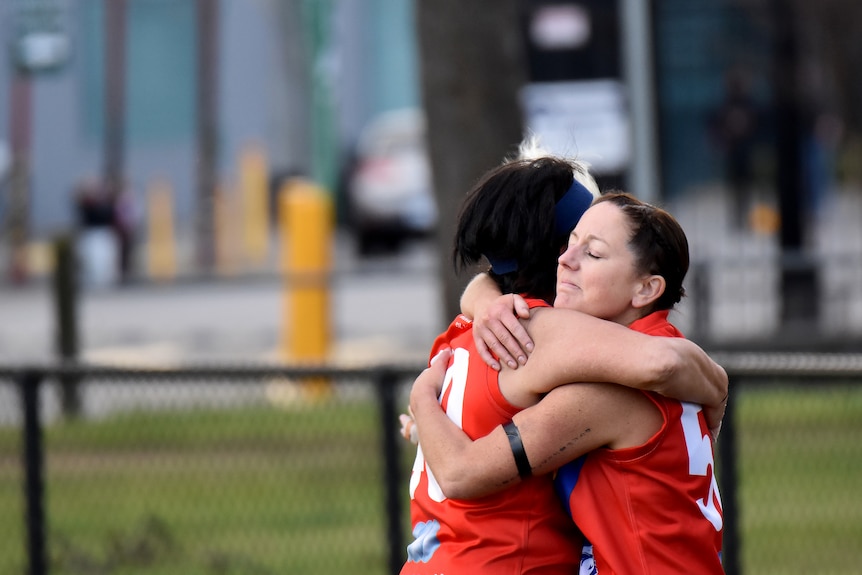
[521,79,631,174]
[11,0,70,72]
[529,4,591,50]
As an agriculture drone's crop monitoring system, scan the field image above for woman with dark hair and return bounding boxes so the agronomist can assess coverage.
[400,140,726,574]
[408,193,725,574]
[452,152,595,304]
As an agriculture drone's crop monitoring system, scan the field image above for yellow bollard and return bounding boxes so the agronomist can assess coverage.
[214,181,241,277]
[749,202,781,235]
[278,178,333,400]
[146,179,177,282]
[240,144,270,268]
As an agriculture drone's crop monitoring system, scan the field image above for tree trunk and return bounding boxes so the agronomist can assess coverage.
[416,0,528,325]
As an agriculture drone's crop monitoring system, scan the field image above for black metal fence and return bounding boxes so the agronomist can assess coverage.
[2,354,862,575]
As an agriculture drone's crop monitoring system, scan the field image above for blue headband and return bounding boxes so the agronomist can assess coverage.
[487,255,518,275]
[554,178,594,237]
[488,178,594,275]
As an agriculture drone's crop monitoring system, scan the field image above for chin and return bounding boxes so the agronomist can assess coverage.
[553,294,576,310]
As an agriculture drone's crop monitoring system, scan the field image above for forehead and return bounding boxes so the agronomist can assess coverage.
[574,201,631,241]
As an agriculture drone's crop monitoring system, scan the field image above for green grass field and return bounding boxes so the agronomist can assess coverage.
[733,383,862,575]
[1,383,861,574]
[0,396,410,575]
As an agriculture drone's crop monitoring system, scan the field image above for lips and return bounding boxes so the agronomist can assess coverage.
[555,277,580,298]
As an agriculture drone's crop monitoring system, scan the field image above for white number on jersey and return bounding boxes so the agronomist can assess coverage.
[409,348,471,503]
[680,402,723,530]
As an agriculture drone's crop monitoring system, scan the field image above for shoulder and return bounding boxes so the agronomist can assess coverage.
[527,307,596,339]
[520,383,659,456]
[555,383,662,450]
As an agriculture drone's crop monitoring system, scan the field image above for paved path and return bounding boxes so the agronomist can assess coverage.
[0,234,442,367]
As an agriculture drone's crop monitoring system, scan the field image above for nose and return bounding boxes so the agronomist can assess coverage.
[558,243,580,269]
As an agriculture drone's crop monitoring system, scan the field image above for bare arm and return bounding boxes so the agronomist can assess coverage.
[410,352,649,499]
[524,309,726,402]
[521,308,728,436]
[460,275,728,433]
[409,352,522,497]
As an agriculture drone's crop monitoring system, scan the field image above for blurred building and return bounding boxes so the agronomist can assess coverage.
[0,0,420,240]
[3,0,861,345]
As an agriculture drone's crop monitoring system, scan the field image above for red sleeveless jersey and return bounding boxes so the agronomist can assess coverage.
[555,311,724,574]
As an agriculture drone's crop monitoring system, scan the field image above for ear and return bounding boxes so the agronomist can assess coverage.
[632,274,665,309]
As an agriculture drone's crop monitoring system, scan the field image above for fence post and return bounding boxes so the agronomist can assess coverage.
[376,369,404,574]
[718,376,740,575]
[19,370,47,575]
[53,235,81,417]
[691,261,711,343]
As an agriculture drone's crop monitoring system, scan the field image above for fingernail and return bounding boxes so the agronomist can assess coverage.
[526,343,534,352]
[518,356,526,365]
[507,360,517,369]
[492,363,501,371]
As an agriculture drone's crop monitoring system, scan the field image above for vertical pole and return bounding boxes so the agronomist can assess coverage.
[377,370,404,574]
[145,179,177,282]
[6,62,32,284]
[691,261,711,344]
[104,0,126,198]
[196,0,219,273]
[303,0,337,192]
[53,236,81,417]
[717,376,740,575]
[620,0,660,203]
[771,0,818,332]
[20,371,46,575]
[240,144,270,267]
[103,0,128,284]
[279,178,332,397]
[213,181,238,277]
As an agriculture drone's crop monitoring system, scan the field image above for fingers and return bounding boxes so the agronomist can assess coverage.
[498,298,533,356]
[473,294,534,370]
[430,347,452,366]
[512,294,532,319]
[473,332,502,372]
[475,318,517,370]
[399,413,419,444]
[415,348,451,396]
[703,393,728,441]
[709,421,723,442]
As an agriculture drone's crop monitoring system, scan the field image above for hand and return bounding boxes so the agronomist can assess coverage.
[399,412,419,444]
[704,392,728,441]
[409,348,452,413]
[473,294,533,371]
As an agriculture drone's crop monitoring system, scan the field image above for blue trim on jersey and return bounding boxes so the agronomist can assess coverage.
[554,454,587,518]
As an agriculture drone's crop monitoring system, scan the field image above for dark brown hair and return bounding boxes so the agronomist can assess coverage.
[592,192,689,312]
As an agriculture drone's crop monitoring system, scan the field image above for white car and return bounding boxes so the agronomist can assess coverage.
[346,109,437,254]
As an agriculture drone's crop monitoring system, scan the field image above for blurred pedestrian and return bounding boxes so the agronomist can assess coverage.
[74,178,118,287]
[112,183,139,283]
[710,68,760,229]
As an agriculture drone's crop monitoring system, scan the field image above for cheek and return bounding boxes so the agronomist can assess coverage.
[586,269,634,306]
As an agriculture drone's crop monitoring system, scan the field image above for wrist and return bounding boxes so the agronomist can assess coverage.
[410,380,438,410]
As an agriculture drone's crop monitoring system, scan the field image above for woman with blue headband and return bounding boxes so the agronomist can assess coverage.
[400,141,727,574]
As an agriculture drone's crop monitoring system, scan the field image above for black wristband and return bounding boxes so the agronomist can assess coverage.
[503,421,532,479]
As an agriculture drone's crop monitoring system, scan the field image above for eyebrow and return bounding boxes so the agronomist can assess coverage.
[571,231,609,247]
